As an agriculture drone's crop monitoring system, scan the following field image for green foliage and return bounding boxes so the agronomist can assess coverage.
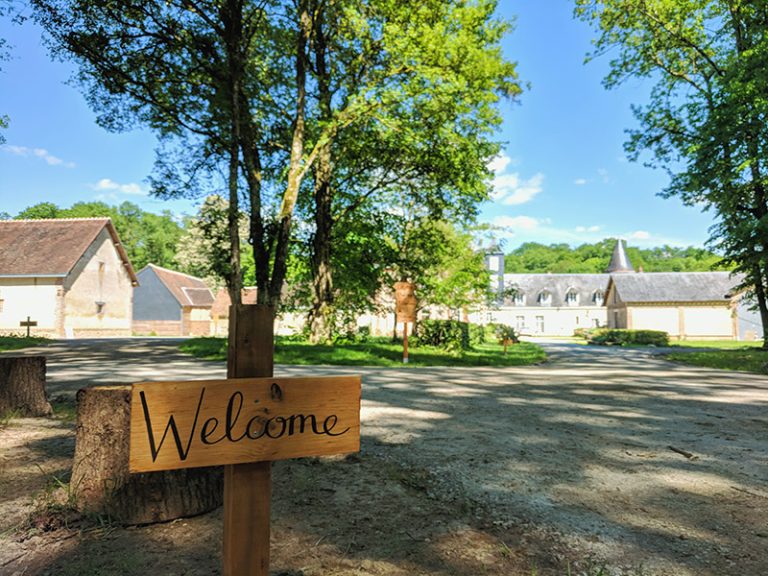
[15,201,183,271]
[180,335,547,368]
[0,335,49,351]
[414,319,471,352]
[469,323,486,347]
[589,329,669,347]
[173,195,246,290]
[666,348,768,373]
[575,0,768,341]
[492,323,519,344]
[505,239,724,273]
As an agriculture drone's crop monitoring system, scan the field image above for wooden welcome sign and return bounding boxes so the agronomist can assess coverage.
[130,376,361,473]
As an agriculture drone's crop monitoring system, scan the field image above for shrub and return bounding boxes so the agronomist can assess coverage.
[469,324,486,347]
[493,323,519,344]
[415,319,470,352]
[573,327,601,341]
[589,329,669,347]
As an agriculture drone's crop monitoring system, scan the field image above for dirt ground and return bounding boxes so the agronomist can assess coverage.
[1,339,767,575]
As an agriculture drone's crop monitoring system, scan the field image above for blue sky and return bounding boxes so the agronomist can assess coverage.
[0,1,716,249]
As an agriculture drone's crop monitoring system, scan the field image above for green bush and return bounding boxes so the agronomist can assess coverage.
[469,323,486,347]
[573,327,601,341]
[494,323,519,344]
[415,319,470,352]
[589,329,669,347]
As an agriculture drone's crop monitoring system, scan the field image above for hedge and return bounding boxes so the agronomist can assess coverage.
[588,329,669,347]
[415,320,470,352]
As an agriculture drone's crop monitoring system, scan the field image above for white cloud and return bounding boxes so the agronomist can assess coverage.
[597,168,610,183]
[496,172,544,206]
[2,144,75,168]
[488,153,512,174]
[575,225,601,233]
[493,215,541,231]
[574,178,587,186]
[629,230,650,240]
[93,178,147,196]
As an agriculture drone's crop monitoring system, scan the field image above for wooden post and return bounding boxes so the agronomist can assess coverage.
[223,304,274,576]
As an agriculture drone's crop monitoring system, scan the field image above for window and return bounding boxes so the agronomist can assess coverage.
[593,290,605,306]
[593,318,600,328]
[565,289,578,306]
[537,290,552,306]
[96,301,106,314]
[535,315,545,333]
[516,315,525,331]
[513,292,525,306]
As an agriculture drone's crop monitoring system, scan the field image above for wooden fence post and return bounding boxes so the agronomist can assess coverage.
[223,304,274,576]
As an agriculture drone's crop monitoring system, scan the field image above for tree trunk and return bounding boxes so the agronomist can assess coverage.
[0,356,51,417]
[309,144,334,343]
[72,385,222,525]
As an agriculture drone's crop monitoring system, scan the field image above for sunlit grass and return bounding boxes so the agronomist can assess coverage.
[666,348,768,374]
[0,335,49,352]
[180,336,546,367]
[670,339,764,349]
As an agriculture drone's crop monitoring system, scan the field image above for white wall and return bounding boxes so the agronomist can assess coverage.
[0,278,60,332]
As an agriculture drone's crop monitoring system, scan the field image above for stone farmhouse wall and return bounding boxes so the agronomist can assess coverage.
[61,227,133,337]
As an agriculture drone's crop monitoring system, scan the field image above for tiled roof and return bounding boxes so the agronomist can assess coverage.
[0,218,138,283]
[608,272,742,303]
[502,274,609,307]
[145,264,214,307]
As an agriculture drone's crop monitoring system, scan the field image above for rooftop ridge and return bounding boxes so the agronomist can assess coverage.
[2,217,112,222]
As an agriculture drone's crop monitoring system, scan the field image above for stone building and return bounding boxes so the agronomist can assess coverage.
[133,264,214,336]
[485,240,760,340]
[0,218,137,338]
[604,271,742,340]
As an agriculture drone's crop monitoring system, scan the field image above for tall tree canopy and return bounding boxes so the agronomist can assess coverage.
[504,240,724,273]
[575,0,768,344]
[30,0,520,331]
[14,201,183,270]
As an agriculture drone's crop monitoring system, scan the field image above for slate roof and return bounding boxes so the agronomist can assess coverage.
[606,239,634,273]
[144,264,214,307]
[0,218,138,284]
[502,274,609,307]
[608,272,742,303]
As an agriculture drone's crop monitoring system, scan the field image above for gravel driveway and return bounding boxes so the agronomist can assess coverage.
[3,338,768,575]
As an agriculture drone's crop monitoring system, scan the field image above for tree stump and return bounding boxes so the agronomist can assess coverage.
[0,356,52,416]
[72,385,222,525]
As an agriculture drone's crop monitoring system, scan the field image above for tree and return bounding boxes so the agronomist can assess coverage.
[15,200,183,270]
[575,1,768,345]
[174,195,250,289]
[299,0,520,342]
[504,239,724,273]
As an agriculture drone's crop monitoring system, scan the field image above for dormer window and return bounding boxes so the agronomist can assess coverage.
[565,289,579,306]
[96,300,106,314]
[593,290,605,306]
[513,292,525,306]
[537,290,552,306]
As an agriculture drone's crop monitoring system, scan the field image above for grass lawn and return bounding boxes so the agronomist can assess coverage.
[0,335,49,352]
[180,336,547,367]
[665,340,768,374]
[669,339,764,349]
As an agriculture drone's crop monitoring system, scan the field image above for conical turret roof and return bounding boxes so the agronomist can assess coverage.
[606,239,634,273]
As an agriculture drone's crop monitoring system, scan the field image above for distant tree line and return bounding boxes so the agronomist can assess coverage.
[9,201,183,272]
[504,239,725,274]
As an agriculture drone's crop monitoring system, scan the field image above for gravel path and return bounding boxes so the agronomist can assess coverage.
[3,338,768,575]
